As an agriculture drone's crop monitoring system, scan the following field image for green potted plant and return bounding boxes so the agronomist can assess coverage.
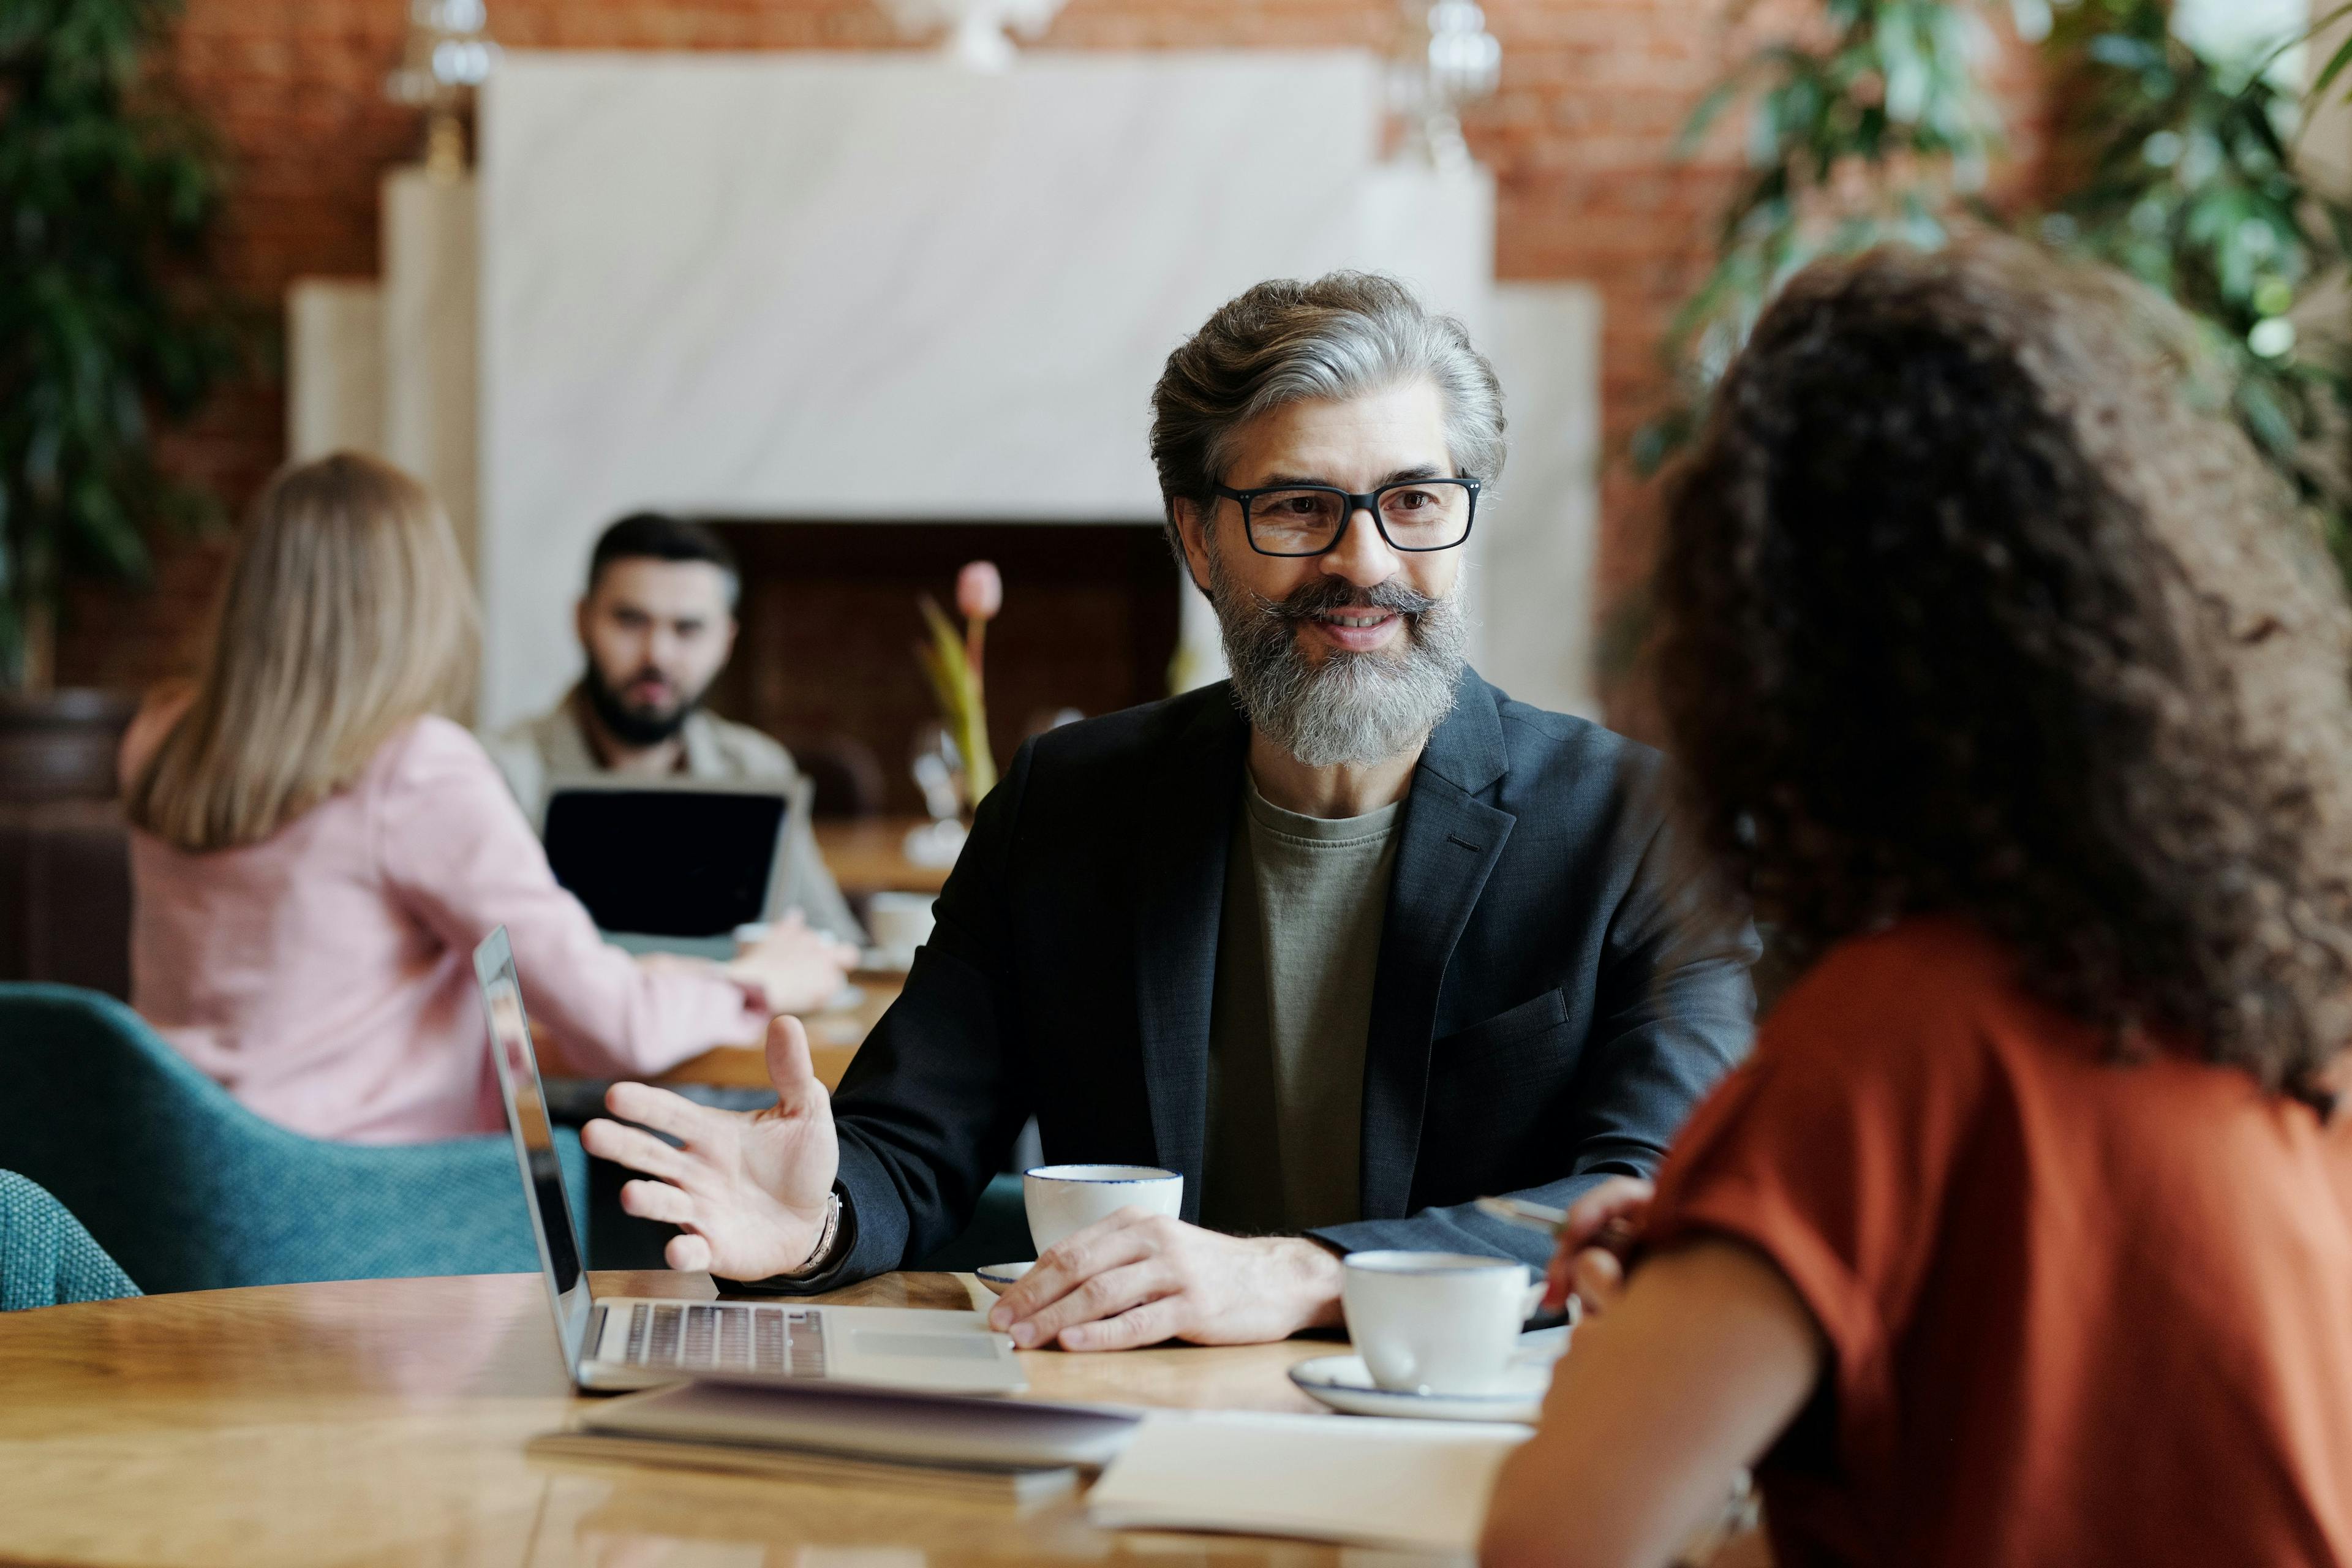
[2043,0,2352,573]
[1633,0,2020,477]
[1610,0,2019,689]
[1634,0,2352,688]
[0,0,240,796]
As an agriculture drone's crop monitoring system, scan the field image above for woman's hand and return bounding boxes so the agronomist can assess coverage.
[1542,1175,1654,1316]
[725,911,859,1016]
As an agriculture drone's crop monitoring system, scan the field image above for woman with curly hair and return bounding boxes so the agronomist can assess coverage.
[1483,237,2352,1566]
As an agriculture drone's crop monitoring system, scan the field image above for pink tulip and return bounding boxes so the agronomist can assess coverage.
[957,560,1003,623]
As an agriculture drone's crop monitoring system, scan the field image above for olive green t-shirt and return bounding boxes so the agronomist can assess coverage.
[1199,774,1404,1235]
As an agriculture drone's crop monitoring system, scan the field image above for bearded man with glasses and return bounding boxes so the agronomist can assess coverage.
[584,272,1759,1351]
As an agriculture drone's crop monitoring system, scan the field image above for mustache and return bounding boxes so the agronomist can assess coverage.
[1255,575,1443,623]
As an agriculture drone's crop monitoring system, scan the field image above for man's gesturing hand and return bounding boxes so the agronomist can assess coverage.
[986,1210,1344,1352]
[580,1014,841,1278]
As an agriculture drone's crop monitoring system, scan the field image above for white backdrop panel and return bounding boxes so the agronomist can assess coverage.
[479,51,1401,725]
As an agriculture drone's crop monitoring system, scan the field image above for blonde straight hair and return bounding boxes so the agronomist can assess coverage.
[128,452,480,852]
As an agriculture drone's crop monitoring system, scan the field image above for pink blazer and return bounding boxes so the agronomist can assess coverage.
[126,714,764,1144]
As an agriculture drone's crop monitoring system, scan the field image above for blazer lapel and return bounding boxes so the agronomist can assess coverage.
[1360,674,1515,1218]
[1133,692,1248,1221]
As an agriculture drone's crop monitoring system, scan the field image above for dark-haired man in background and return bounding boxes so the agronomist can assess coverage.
[488,511,861,944]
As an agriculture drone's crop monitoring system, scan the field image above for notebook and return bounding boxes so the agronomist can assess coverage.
[1085,1409,1532,1553]
[575,1376,1140,1470]
[526,1427,1083,1507]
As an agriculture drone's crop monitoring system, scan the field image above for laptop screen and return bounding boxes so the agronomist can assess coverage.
[542,787,788,938]
[474,927,592,1372]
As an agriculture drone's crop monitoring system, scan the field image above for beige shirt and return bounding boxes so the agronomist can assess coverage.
[484,687,862,943]
[1200,775,1403,1235]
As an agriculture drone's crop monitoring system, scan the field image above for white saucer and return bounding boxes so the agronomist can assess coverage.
[974,1260,1034,1296]
[1287,1353,1552,1423]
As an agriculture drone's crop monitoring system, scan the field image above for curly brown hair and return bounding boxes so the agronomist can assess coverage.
[1657,236,2352,1096]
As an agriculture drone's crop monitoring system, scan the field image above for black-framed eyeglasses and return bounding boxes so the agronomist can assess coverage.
[1213,477,1480,557]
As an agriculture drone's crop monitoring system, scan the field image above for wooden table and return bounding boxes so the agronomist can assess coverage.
[654,971,905,1095]
[0,1270,1347,1568]
[813,815,956,897]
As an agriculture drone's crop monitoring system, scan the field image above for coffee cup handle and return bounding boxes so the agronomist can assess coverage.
[1521,1275,1546,1321]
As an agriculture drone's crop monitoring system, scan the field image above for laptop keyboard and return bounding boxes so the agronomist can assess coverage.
[599,1302,827,1377]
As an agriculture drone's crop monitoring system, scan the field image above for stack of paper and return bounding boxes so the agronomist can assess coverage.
[1085,1409,1532,1553]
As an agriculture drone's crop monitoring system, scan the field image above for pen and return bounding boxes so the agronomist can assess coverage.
[1476,1194,1639,1253]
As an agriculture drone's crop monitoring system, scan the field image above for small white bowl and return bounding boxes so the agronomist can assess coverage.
[974,1260,1034,1297]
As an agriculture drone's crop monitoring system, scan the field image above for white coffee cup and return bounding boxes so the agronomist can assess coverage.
[865,891,936,969]
[1341,1251,1544,1395]
[1022,1164,1183,1255]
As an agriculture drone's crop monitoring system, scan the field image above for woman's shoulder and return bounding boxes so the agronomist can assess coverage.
[360,715,543,883]
[364,714,510,800]
[1782,918,2019,1014]
[1760,916,2042,1084]
[116,680,197,790]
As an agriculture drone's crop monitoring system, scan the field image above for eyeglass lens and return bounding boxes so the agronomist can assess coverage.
[1246,481,1474,555]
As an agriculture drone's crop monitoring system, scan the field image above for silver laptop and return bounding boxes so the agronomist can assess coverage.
[473,925,1025,1395]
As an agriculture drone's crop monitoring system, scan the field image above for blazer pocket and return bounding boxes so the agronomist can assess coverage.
[1434,987,1570,1059]
[1422,987,1581,1191]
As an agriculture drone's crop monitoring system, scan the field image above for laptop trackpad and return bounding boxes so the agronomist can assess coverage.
[851,1329,1003,1360]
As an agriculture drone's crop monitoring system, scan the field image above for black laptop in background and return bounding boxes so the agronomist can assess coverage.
[540,778,805,959]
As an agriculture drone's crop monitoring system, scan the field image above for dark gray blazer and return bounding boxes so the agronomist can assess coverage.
[788,670,1757,1287]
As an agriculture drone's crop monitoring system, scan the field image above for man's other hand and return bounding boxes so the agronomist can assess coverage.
[986,1210,1344,1351]
[1541,1175,1654,1317]
[581,1014,842,1277]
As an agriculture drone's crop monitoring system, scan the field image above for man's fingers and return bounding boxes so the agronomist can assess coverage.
[989,1221,1153,1329]
[665,1231,715,1272]
[618,1178,696,1226]
[581,1118,695,1183]
[763,1014,824,1105]
[604,1080,719,1142]
[1009,1260,1168,1349]
[1060,1293,1184,1353]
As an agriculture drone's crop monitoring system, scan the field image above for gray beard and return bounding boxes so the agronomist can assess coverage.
[1207,549,1468,769]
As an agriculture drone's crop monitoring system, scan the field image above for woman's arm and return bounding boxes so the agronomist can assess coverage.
[375,719,767,1076]
[1481,1238,1824,1568]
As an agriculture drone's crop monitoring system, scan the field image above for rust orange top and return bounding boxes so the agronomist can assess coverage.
[1646,917,2352,1567]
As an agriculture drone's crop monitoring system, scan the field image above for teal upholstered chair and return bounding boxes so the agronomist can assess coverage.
[0,985,585,1294]
[0,1170,138,1310]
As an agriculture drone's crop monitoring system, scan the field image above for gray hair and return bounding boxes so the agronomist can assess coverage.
[1149,271,1507,557]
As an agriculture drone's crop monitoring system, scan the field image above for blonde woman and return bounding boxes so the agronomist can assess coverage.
[121,453,854,1144]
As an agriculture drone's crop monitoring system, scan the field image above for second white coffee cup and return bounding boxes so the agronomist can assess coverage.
[1022,1164,1183,1255]
[864,891,937,970]
[1341,1250,1544,1395]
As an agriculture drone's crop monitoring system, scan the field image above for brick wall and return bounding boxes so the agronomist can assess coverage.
[64,0,2049,728]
